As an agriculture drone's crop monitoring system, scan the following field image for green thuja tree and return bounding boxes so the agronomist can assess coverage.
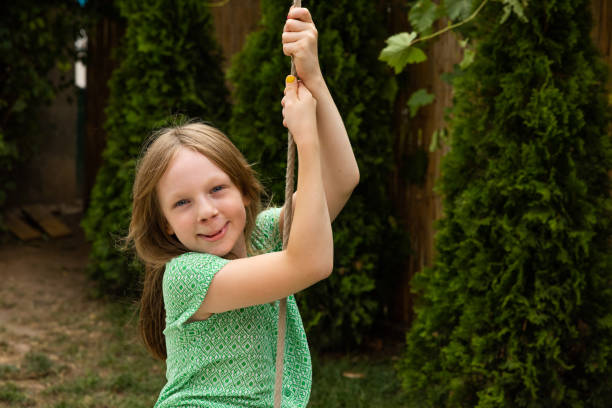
[229,0,401,348]
[398,1,612,406]
[82,0,229,295]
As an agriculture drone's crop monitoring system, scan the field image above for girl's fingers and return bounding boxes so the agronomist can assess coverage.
[287,7,313,24]
[296,80,312,99]
[284,75,297,98]
[282,42,299,57]
[281,31,303,44]
[283,19,315,33]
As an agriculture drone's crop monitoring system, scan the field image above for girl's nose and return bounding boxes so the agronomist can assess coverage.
[197,196,218,221]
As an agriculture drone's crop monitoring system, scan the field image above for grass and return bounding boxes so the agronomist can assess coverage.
[0,364,19,380]
[0,352,57,383]
[0,383,34,406]
[35,301,166,408]
[310,352,409,407]
[23,352,54,378]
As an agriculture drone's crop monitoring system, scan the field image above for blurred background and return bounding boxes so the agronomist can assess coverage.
[0,0,611,406]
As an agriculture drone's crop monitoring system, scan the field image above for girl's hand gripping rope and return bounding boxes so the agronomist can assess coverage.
[283,7,322,88]
[281,75,317,144]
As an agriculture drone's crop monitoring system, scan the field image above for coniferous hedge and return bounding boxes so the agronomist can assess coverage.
[398,1,612,406]
[228,0,402,348]
[82,0,229,295]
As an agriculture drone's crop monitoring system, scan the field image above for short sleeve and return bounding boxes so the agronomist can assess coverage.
[162,252,229,333]
[251,207,283,252]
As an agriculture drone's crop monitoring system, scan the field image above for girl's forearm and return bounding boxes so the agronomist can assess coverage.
[286,138,333,276]
[304,76,359,221]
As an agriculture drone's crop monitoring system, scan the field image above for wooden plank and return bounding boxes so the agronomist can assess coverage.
[388,6,464,324]
[4,210,42,241]
[22,204,71,238]
[210,0,261,71]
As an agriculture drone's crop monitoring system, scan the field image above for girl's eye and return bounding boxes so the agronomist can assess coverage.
[174,199,189,207]
[211,185,224,193]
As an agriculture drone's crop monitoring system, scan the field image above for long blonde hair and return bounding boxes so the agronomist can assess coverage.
[127,122,263,360]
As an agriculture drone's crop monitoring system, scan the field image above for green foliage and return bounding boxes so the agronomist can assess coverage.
[397,1,612,406]
[0,1,80,210]
[82,0,230,296]
[445,0,475,20]
[379,0,529,74]
[380,32,427,74]
[228,0,403,349]
[407,89,435,118]
[409,0,441,33]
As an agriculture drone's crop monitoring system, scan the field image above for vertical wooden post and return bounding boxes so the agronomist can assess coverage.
[386,0,463,325]
[84,15,125,209]
[209,0,261,71]
[591,0,611,75]
[590,0,612,178]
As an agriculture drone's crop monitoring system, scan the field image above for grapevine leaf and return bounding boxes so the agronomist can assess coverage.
[459,48,475,69]
[407,47,428,64]
[407,88,435,117]
[429,129,440,152]
[501,0,528,23]
[379,32,427,73]
[444,0,473,20]
[409,0,438,33]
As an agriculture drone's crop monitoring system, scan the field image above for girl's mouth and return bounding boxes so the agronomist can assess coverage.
[198,222,228,242]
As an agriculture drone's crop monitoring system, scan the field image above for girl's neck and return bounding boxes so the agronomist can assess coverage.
[224,238,248,260]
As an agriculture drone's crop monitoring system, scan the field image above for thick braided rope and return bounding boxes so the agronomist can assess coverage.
[273,2,300,406]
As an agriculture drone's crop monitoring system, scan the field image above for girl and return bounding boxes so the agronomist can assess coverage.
[128,7,358,407]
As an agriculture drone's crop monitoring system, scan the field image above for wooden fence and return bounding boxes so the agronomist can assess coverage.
[209,1,260,70]
[592,0,611,79]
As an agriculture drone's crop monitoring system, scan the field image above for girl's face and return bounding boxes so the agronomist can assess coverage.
[157,147,250,259]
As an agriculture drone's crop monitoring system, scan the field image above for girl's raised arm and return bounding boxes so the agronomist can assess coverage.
[282,7,359,223]
[188,77,333,319]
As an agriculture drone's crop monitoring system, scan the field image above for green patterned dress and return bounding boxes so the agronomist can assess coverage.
[154,208,312,407]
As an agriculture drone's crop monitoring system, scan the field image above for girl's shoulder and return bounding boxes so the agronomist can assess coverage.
[162,252,229,326]
[164,252,229,286]
[255,206,282,228]
[166,251,225,269]
[252,207,282,252]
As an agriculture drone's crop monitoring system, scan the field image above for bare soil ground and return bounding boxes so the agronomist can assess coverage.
[0,219,90,391]
[0,215,164,407]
